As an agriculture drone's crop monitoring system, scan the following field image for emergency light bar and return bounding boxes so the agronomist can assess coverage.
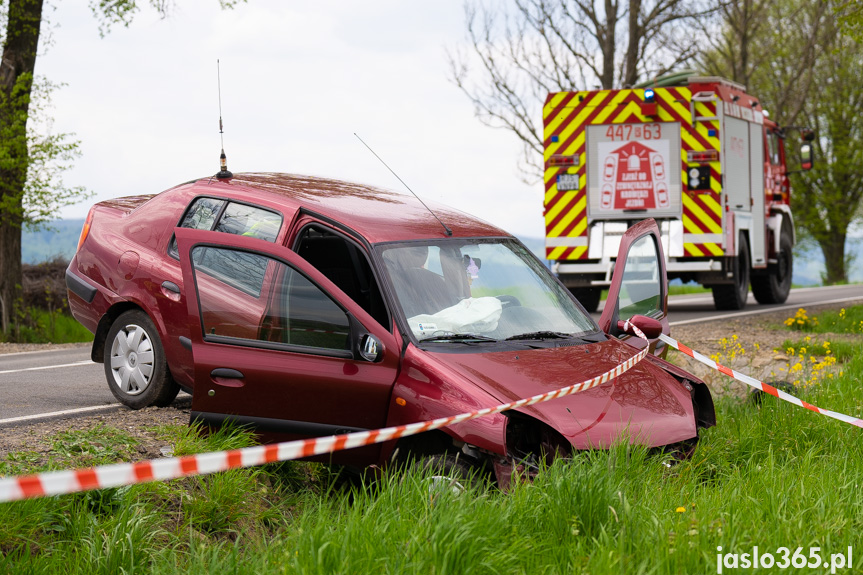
[687,150,719,163]
[546,154,579,168]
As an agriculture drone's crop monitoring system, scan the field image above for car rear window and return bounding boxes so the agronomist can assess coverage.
[168,197,282,258]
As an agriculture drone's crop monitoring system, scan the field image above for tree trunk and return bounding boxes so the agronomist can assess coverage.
[600,0,618,89]
[0,0,43,333]
[623,0,642,87]
[819,231,848,285]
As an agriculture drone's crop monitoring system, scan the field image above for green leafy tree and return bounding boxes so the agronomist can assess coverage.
[701,0,862,283]
[836,0,863,41]
[0,0,244,333]
[791,26,863,283]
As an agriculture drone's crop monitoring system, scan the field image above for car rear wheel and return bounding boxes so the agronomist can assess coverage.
[104,310,179,409]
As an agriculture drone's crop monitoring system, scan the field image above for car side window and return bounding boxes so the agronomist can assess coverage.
[215,202,281,241]
[295,226,390,330]
[181,197,224,231]
[193,246,269,298]
[169,198,283,259]
[192,246,350,352]
[617,234,662,321]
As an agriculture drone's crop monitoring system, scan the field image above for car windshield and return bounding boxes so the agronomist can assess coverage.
[378,239,597,342]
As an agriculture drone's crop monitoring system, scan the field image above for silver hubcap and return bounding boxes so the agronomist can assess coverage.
[109,323,155,396]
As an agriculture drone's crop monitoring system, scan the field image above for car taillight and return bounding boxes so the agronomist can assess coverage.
[78,208,94,251]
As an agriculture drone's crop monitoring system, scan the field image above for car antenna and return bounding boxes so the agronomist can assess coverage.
[215,59,233,179]
[354,133,452,236]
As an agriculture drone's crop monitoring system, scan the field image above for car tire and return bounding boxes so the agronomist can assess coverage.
[712,233,750,311]
[752,232,792,304]
[104,310,179,409]
[568,287,601,313]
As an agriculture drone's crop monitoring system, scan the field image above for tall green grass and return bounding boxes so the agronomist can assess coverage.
[2,355,862,573]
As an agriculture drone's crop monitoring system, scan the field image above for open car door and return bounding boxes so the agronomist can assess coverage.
[175,228,401,466]
[598,218,669,354]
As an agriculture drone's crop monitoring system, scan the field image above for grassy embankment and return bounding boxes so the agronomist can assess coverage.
[1,306,862,573]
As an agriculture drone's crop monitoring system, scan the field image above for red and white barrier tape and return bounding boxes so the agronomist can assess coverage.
[659,333,863,428]
[0,328,649,503]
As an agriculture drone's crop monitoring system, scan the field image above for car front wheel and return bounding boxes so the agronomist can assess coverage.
[104,310,179,409]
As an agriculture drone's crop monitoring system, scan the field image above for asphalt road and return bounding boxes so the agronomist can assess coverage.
[1,284,860,426]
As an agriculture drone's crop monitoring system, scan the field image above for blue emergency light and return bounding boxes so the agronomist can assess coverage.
[644,88,656,102]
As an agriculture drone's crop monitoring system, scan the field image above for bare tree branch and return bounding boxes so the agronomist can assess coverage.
[449,1,719,181]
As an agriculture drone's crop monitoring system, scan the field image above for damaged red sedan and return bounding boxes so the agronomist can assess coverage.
[66,173,714,481]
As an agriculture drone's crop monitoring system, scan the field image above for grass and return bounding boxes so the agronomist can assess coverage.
[668,282,710,296]
[781,305,863,335]
[1,309,862,573]
[2,368,862,572]
[3,309,93,344]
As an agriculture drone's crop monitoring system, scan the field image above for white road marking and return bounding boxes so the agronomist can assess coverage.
[0,345,90,358]
[0,360,95,375]
[670,295,863,326]
[0,403,122,426]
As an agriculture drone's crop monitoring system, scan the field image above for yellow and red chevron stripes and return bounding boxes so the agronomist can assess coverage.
[543,87,725,260]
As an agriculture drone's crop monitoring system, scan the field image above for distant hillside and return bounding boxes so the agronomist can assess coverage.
[23,219,84,264]
[21,222,861,286]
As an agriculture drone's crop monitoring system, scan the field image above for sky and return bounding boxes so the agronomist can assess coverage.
[33,0,544,239]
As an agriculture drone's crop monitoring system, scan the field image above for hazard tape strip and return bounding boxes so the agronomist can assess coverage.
[0,325,650,503]
[659,333,863,428]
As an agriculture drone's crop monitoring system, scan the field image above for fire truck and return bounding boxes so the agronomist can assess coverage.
[542,74,813,312]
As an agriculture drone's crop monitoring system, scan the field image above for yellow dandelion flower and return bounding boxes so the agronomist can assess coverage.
[676,507,686,513]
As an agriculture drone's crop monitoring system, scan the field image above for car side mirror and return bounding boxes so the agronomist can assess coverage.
[617,314,662,339]
[358,333,384,362]
[800,143,813,171]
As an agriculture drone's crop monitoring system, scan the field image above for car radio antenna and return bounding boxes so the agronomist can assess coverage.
[215,59,233,179]
[354,133,452,236]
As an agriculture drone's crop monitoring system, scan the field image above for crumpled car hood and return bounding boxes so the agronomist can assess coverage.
[430,338,697,449]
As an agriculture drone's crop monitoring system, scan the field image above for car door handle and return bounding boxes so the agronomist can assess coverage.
[211,368,244,379]
[161,280,181,294]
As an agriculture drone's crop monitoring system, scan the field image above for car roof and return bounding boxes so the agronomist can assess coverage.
[185,172,509,244]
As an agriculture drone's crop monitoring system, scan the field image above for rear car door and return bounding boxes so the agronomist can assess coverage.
[598,218,669,354]
[175,228,400,465]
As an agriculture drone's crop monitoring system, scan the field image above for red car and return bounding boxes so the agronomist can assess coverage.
[66,173,714,479]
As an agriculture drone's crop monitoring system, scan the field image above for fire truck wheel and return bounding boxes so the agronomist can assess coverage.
[712,233,750,311]
[752,232,793,304]
[569,287,601,313]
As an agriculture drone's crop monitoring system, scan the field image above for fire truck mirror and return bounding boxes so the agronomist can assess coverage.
[800,143,813,171]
